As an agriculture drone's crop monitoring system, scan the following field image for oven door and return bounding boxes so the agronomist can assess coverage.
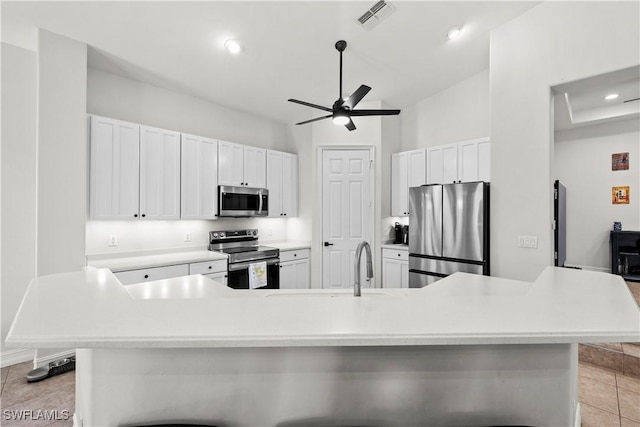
[227,258,280,289]
[218,186,269,217]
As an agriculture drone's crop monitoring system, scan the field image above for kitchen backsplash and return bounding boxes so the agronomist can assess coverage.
[86,218,291,254]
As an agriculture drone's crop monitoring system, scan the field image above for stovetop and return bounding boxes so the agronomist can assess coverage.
[208,229,279,263]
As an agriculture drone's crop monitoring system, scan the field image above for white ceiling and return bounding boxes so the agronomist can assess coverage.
[553,66,640,130]
[1,1,541,126]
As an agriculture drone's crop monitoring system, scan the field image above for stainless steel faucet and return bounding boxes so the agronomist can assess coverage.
[354,241,373,297]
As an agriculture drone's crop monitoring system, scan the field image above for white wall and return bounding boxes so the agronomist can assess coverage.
[86,68,294,254]
[400,69,490,151]
[554,119,640,271]
[490,1,640,281]
[1,43,37,365]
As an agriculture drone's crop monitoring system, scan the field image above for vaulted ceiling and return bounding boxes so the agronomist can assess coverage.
[2,1,542,125]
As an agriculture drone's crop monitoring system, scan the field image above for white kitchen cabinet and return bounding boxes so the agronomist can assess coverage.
[458,137,491,183]
[427,138,490,184]
[218,140,266,188]
[267,150,298,217]
[391,149,426,216]
[279,249,310,290]
[89,115,141,220]
[426,143,459,185]
[190,260,228,286]
[89,116,181,220]
[113,264,190,286]
[139,125,181,220]
[382,248,409,289]
[181,134,218,220]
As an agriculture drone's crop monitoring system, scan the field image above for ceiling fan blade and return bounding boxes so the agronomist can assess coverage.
[295,114,332,125]
[345,118,356,131]
[288,99,332,112]
[342,85,371,109]
[349,109,401,116]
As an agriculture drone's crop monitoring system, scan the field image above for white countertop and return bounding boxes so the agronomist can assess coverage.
[6,267,639,349]
[86,242,311,272]
[381,243,409,250]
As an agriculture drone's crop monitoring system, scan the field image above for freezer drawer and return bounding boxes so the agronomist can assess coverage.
[409,271,444,287]
[409,256,484,276]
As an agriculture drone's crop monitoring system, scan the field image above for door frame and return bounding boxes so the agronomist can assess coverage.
[316,145,376,289]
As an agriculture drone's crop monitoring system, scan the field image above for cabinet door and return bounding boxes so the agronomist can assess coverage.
[244,145,267,188]
[89,115,140,220]
[427,144,458,184]
[293,258,310,289]
[407,149,426,188]
[181,134,218,219]
[204,272,228,286]
[458,140,479,183]
[218,140,245,186]
[382,258,403,289]
[400,262,409,289]
[266,150,283,217]
[139,126,181,219]
[391,152,408,216]
[279,262,296,290]
[282,153,298,217]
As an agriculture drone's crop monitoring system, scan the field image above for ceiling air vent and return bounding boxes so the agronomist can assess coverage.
[357,1,396,31]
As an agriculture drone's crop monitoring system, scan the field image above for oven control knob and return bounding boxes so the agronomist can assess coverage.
[252,230,258,236]
[219,232,225,238]
[213,233,219,238]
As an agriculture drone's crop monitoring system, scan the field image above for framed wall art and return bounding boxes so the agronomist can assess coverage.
[612,152,629,171]
[612,186,630,204]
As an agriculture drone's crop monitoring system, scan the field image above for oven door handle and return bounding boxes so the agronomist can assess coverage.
[228,258,279,272]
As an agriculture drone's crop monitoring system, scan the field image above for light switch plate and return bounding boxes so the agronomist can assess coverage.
[517,235,538,249]
[108,234,118,247]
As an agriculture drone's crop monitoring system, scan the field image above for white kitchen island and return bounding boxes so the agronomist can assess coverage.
[6,267,639,427]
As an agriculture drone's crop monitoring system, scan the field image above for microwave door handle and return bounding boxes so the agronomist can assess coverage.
[258,191,263,214]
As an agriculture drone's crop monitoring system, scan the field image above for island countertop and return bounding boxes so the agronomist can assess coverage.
[6,267,639,349]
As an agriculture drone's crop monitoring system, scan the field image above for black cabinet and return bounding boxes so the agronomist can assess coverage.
[610,231,640,282]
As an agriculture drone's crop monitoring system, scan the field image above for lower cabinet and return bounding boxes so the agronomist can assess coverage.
[279,249,310,290]
[114,264,190,286]
[113,259,228,286]
[382,248,409,289]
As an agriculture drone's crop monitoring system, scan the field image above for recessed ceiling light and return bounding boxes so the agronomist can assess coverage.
[447,26,463,40]
[604,93,619,101]
[224,39,241,54]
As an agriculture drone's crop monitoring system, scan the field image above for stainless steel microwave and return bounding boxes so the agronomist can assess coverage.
[218,186,269,217]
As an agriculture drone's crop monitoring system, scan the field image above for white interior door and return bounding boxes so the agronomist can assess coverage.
[322,149,373,289]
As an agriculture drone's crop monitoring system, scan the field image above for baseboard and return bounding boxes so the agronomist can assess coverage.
[34,349,75,368]
[0,349,35,368]
[574,402,581,427]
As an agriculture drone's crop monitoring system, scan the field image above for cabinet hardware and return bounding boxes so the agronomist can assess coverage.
[144,274,149,279]
[324,242,334,246]
[141,214,146,218]
[134,214,138,218]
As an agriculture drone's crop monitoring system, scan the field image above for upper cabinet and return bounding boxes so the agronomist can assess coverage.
[139,125,181,220]
[90,117,181,220]
[89,115,140,220]
[181,134,218,220]
[391,149,426,216]
[218,140,266,188]
[267,150,298,217]
[426,138,490,184]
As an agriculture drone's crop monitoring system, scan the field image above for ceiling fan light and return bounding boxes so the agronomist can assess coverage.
[332,114,350,125]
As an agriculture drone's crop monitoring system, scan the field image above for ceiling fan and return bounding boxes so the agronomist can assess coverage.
[288,40,400,131]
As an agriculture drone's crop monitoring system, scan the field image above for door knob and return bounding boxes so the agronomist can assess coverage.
[324,242,334,246]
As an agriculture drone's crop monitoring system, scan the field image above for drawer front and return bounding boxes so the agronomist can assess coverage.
[189,259,228,275]
[279,249,310,263]
[382,248,408,261]
[114,264,189,286]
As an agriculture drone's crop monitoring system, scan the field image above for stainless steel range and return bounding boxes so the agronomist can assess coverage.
[208,229,279,289]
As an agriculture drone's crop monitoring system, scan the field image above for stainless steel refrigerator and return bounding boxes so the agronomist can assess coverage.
[408,182,489,287]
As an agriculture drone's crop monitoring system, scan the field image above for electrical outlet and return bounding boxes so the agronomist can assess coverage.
[517,235,538,249]
[267,229,273,237]
[184,232,191,242]
[108,234,118,247]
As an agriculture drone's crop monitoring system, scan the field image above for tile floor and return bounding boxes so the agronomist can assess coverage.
[1,359,638,426]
